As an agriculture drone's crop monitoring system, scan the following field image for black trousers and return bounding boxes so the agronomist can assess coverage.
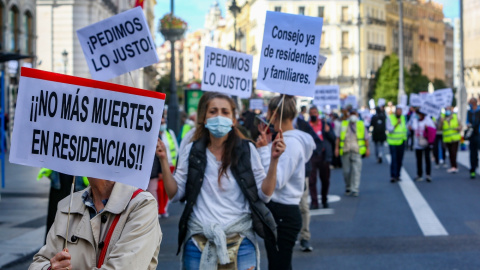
[309,155,330,206]
[265,201,302,270]
[469,136,480,173]
[415,148,431,177]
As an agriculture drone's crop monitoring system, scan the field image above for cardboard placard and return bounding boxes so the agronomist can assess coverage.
[409,93,422,107]
[202,46,253,98]
[420,99,442,119]
[9,68,165,190]
[257,11,323,97]
[313,85,340,109]
[378,98,386,107]
[317,54,327,73]
[249,99,264,111]
[434,88,453,107]
[77,7,159,81]
[369,99,375,109]
[344,95,358,109]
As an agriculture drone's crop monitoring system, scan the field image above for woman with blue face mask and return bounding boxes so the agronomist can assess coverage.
[440,106,462,173]
[156,92,286,269]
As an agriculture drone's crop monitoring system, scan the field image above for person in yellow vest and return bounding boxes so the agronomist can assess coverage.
[441,106,462,173]
[149,110,179,218]
[335,106,370,197]
[386,106,407,183]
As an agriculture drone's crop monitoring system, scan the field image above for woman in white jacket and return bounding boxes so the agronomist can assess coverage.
[257,95,316,270]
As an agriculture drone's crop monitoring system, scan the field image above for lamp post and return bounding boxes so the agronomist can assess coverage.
[61,50,68,74]
[398,0,405,104]
[459,0,467,125]
[229,0,241,51]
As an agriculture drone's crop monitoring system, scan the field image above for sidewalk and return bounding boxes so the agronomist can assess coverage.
[0,154,49,268]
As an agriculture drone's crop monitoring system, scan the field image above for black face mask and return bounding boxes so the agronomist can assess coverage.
[310,115,318,122]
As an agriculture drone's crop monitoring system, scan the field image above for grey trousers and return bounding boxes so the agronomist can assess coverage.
[299,178,310,241]
[341,152,362,193]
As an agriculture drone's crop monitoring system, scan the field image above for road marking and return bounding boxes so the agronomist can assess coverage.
[386,155,448,236]
[310,208,335,216]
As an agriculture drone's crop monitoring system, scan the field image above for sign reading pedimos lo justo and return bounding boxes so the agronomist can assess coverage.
[9,68,165,190]
[202,46,253,98]
[77,7,158,81]
[257,11,323,97]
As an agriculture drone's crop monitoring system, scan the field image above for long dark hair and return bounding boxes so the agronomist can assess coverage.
[193,92,245,184]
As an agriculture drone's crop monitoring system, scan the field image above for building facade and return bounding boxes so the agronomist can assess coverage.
[1,0,37,142]
[464,0,480,97]
[444,18,454,88]
[36,0,157,90]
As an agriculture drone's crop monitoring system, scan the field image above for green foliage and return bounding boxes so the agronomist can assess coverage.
[409,64,430,94]
[433,78,447,90]
[373,54,411,104]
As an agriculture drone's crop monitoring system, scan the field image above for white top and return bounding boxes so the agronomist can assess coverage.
[407,114,435,149]
[258,130,315,205]
[172,142,269,228]
[178,127,196,154]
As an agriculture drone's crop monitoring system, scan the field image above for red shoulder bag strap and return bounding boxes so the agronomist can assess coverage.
[96,188,143,268]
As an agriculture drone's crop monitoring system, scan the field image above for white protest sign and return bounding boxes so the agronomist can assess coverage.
[317,54,327,73]
[378,98,386,107]
[9,68,165,190]
[420,99,442,119]
[400,94,407,106]
[77,7,159,81]
[313,85,340,109]
[202,46,252,98]
[249,99,264,111]
[257,11,323,97]
[434,88,453,107]
[432,91,446,108]
[344,95,358,109]
[409,93,422,107]
[369,99,375,109]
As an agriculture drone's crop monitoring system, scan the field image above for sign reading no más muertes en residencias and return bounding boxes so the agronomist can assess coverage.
[77,7,159,81]
[9,68,165,190]
[202,46,253,98]
[257,11,323,97]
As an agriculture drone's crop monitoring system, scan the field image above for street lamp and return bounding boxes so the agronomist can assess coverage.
[61,50,68,74]
[229,0,241,51]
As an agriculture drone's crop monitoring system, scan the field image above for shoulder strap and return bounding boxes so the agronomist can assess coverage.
[96,188,143,268]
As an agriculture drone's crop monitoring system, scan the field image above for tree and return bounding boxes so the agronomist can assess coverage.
[155,73,184,105]
[374,54,411,104]
[409,64,430,94]
[433,78,447,90]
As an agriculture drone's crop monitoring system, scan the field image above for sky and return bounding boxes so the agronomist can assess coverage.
[153,0,460,46]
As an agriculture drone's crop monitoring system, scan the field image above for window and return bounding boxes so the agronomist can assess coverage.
[342,6,349,21]
[9,6,19,52]
[274,6,281,12]
[318,6,324,17]
[342,31,349,48]
[342,56,349,76]
[24,12,33,54]
[298,6,305,15]
[321,31,326,48]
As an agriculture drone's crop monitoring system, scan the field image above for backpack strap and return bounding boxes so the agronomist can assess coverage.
[96,188,143,268]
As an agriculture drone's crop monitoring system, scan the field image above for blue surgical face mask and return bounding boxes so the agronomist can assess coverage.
[205,116,233,138]
[445,110,452,117]
[160,123,167,132]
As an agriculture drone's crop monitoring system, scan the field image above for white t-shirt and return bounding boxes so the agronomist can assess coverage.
[172,142,269,228]
[408,115,435,149]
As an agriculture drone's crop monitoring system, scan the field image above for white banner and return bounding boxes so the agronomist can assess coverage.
[434,88,453,107]
[409,93,422,107]
[369,99,375,109]
[249,99,264,111]
[202,46,252,98]
[257,11,323,97]
[9,68,165,190]
[378,98,386,107]
[313,85,339,109]
[420,99,442,119]
[77,7,159,81]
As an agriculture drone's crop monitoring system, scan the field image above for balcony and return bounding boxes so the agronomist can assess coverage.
[320,47,332,55]
[366,17,387,26]
[340,46,355,54]
[368,43,386,52]
[429,37,439,43]
[340,18,353,25]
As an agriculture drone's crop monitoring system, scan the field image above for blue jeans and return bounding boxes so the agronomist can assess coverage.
[183,237,257,270]
[389,143,405,178]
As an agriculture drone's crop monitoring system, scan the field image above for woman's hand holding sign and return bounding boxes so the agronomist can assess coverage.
[50,248,72,270]
[155,138,178,199]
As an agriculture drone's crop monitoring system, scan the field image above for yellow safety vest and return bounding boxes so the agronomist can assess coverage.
[165,131,177,166]
[387,115,407,146]
[443,114,461,143]
[339,120,366,156]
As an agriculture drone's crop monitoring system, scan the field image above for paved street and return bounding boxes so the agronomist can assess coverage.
[2,147,480,269]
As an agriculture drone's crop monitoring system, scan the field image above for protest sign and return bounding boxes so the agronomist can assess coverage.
[202,46,252,98]
[249,99,264,111]
[9,68,165,190]
[369,99,375,109]
[420,99,442,119]
[317,54,327,73]
[257,11,323,97]
[378,98,386,107]
[434,88,453,107]
[400,94,407,106]
[409,93,422,107]
[77,7,159,81]
[313,85,340,109]
[344,95,358,109]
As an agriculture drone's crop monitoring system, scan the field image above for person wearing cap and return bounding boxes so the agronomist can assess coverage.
[335,105,370,197]
[386,106,407,182]
[441,106,462,173]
